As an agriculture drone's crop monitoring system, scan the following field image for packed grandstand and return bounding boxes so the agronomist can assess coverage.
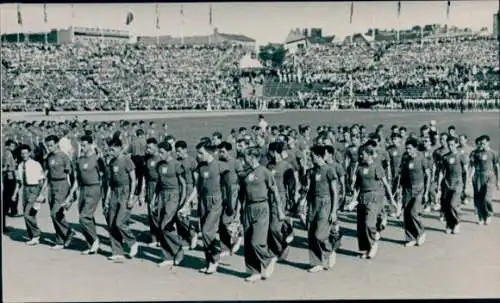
[1,31,499,112]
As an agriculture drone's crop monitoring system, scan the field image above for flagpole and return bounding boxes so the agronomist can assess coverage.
[396,2,400,42]
[446,1,450,38]
[44,4,48,45]
[17,4,21,44]
[181,5,184,45]
[349,2,353,44]
[155,4,160,45]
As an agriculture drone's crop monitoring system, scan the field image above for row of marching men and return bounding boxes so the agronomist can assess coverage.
[2,122,499,282]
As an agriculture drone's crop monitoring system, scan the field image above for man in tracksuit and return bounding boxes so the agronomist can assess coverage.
[104,138,139,262]
[44,135,77,250]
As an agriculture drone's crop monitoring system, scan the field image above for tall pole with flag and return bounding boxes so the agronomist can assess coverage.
[71,4,75,27]
[125,7,134,43]
[208,4,213,44]
[446,1,451,38]
[349,2,354,44]
[17,4,22,43]
[43,4,48,44]
[155,4,160,44]
[396,1,401,42]
[180,5,185,44]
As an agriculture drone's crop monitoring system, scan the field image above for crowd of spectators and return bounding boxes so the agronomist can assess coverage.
[2,43,245,111]
[1,35,498,112]
[278,36,499,100]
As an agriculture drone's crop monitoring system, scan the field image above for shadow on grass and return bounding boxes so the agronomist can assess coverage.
[336,247,361,258]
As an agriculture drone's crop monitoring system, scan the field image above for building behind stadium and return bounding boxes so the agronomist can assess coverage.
[1,27,256,48]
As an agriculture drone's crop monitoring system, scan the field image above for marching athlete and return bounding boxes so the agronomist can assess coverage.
[352,144,397,259]
[155,141,187,267]
[43,135,77,250]
[195,141,230,274]
[399,138,431,247]
[438,136,468,234]
[266,142,294,260]
[75,135,107,254]
[104,138,139,262]
[241,146,281,282]
[469,135,499,225]
[306,145,339,272]
[143,138,162,247]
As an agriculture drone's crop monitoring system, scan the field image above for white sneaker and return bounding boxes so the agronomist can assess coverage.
[51,244,64,250]
[205,262,218,275]
[452,224,460,234]
[285,232,295,244]
[325,252,336,269]
[108,255,126,263]
[245,274,262,282]
[368,242,378,259]
[262,257,277,279]
[190,233,198,250]
[89,239,100,254]
[308,265,324,273]
[157,260,174,267]
[477,220,485,226]
[374,232,381,241]
[404,240,417,247]
[26,237,40,246]
[128,242,139,258]
[423,206,431,213]
[485,217,492,225]
[416,233,426,246]
[231,236,242,253]
[445,228,452,235]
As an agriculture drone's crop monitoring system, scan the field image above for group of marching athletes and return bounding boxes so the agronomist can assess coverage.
[2,115,499,282]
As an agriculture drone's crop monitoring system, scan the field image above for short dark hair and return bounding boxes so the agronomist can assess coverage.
[310,145,327,157]
[18,144,31,152]
[45,135,60,144]
[324,145,335,155]
[196,140,216,153]
[218,141,233,151]
[108,138,123,148]
[146,138,158,145]
[5,139,16,146]
[405,138,419,148]
[268,142,284,154]
[174,140,188,149]
[136,129,145,136]
[158,141,173,152]
[212,132,223,140]
[447,136,458,143]
[80,135,93,144]
[165,135,175,142]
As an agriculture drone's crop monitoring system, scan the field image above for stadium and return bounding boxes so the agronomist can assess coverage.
[1,2,500,302]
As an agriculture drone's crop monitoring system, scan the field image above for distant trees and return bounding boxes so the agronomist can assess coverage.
[258,43,287,68]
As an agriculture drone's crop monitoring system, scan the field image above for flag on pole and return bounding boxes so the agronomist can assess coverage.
[349,2,354,24]
[43,4,48,23]
[155,4,160,29]
[397,1,401,18]
[17,4,22,25]
[446,1,451,18]
[209,4,212,25]
[181,5,184,17]
[71,4,75,19]
[125,9,134,25]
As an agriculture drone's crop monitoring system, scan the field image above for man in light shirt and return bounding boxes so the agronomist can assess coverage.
[258,115,268,133]
[12,144,45,246]
[58,128,74,161]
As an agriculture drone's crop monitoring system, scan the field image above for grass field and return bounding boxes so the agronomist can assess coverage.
[2,110,500,301]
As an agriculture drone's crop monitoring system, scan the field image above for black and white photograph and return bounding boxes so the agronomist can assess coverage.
[1,1,499,301]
